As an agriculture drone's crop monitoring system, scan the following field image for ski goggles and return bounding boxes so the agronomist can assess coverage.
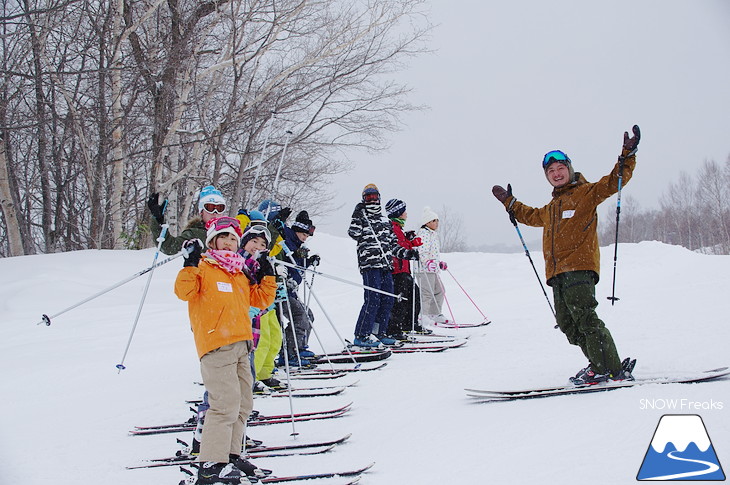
[243,224,272,245]
[363,192,380,203]
[542,150,571,169]
[207,216,242,237]
[203,202,227,214]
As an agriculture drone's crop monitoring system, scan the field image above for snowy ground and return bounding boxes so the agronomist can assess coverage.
[2,234,729,484]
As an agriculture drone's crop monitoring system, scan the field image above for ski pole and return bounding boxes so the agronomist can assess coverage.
[272,130,293,196]
[445,268,490,322]
[275,295,299,437]
[607,124,640,305]
[272,259,405,301]
[606,164,623,306]
[277,242,358,366]
[508,210,556,322]
[116,211,170,372]
[36,244,183,327]
[245,112,276,209]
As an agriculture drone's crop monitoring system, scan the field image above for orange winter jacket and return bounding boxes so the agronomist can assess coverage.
[175,256,277,359]
[503,154,636,285]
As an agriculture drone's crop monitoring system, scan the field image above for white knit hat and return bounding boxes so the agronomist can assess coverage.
[421,206,439,226]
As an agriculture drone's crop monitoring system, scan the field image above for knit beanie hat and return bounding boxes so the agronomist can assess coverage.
[292,210,315,235]
[421,206,439,227]
[258,199,282,221]
[205,216,242,248]
[542,150,575,183]
[247,210,267,226]
[241,224,272,248]
[198,185,226,212]
[385,199,406,219]
[362,183,380,202]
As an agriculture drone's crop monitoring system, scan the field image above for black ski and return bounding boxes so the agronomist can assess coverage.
[310,349,391,364]
[131,403,352,436]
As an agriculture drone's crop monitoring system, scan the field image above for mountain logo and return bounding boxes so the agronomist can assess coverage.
[637,414,725,481]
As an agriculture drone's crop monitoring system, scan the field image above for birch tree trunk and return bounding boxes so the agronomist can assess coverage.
[0,135,24,256]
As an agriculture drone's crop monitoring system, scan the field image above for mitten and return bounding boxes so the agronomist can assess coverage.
[439,261,448,270]
[621,124,641,157]
[425,259,438,272]
[410,237,423,247]
[182,239,203,267]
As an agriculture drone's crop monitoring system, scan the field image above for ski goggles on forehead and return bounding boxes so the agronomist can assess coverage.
[245,225,271,243]
[208,216,242,236]
[542,150,571,169]
[203,202,226,214]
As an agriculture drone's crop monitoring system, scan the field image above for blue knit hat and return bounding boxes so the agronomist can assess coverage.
[258,199,282,221]
[385,199,406,219]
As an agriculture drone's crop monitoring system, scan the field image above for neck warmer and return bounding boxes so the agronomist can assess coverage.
[365,203,381,215]
[205,249,244,274]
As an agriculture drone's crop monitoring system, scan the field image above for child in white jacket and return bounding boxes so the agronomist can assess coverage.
[416,206,449,324]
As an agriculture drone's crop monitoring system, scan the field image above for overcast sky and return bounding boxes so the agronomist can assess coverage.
[317,0,730,250]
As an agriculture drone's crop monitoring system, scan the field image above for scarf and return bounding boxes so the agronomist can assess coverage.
[205,249,244,274]
[391,217,406,227]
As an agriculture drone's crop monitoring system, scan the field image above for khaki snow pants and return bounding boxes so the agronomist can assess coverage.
[199,340,254,463]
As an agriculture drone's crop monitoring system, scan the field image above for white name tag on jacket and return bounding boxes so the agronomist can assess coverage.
[562,210,575,219]
[217,281,233,292]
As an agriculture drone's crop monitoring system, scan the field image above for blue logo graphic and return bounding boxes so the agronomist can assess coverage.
[637,414,725,481]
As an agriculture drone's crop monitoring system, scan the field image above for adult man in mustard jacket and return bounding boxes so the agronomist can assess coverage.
[492,125,640,385]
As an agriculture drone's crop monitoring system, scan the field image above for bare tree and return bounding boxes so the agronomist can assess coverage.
[0,0,431,255]
[439,204,468,252]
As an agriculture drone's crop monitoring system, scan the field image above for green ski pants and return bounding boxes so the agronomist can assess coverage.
[551,271,622,376]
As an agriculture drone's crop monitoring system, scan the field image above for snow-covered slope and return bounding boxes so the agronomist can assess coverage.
[2,236,728,484]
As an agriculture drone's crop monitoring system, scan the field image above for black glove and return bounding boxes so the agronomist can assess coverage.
[258,253,275,277]
[622,125,641,157]
[147,192,166,224]
[352,202,365,218]
[182,239,203,267]
[307,254,321,267]
[405,230,417,240]
[276,207,292,223]
[407,249,420,260]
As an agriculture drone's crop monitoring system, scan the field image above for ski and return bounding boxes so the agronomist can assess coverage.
[177,462,373,484]
[310,349,391,364]
[258,387,346,398]
[258,381,359,395]
[466,367,730,402]
[391,346,446,353]
[397,339,467,350]
[259,462,374,483]
[288,371,348,380]
[290,361,387,374]
[131,403,353,436]
[248,433,352,453]
[434,318,490,328]
[127,445,337,469]
[402,333,466,344]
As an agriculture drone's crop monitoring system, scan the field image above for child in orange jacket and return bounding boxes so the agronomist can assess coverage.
[175,216,277,484]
